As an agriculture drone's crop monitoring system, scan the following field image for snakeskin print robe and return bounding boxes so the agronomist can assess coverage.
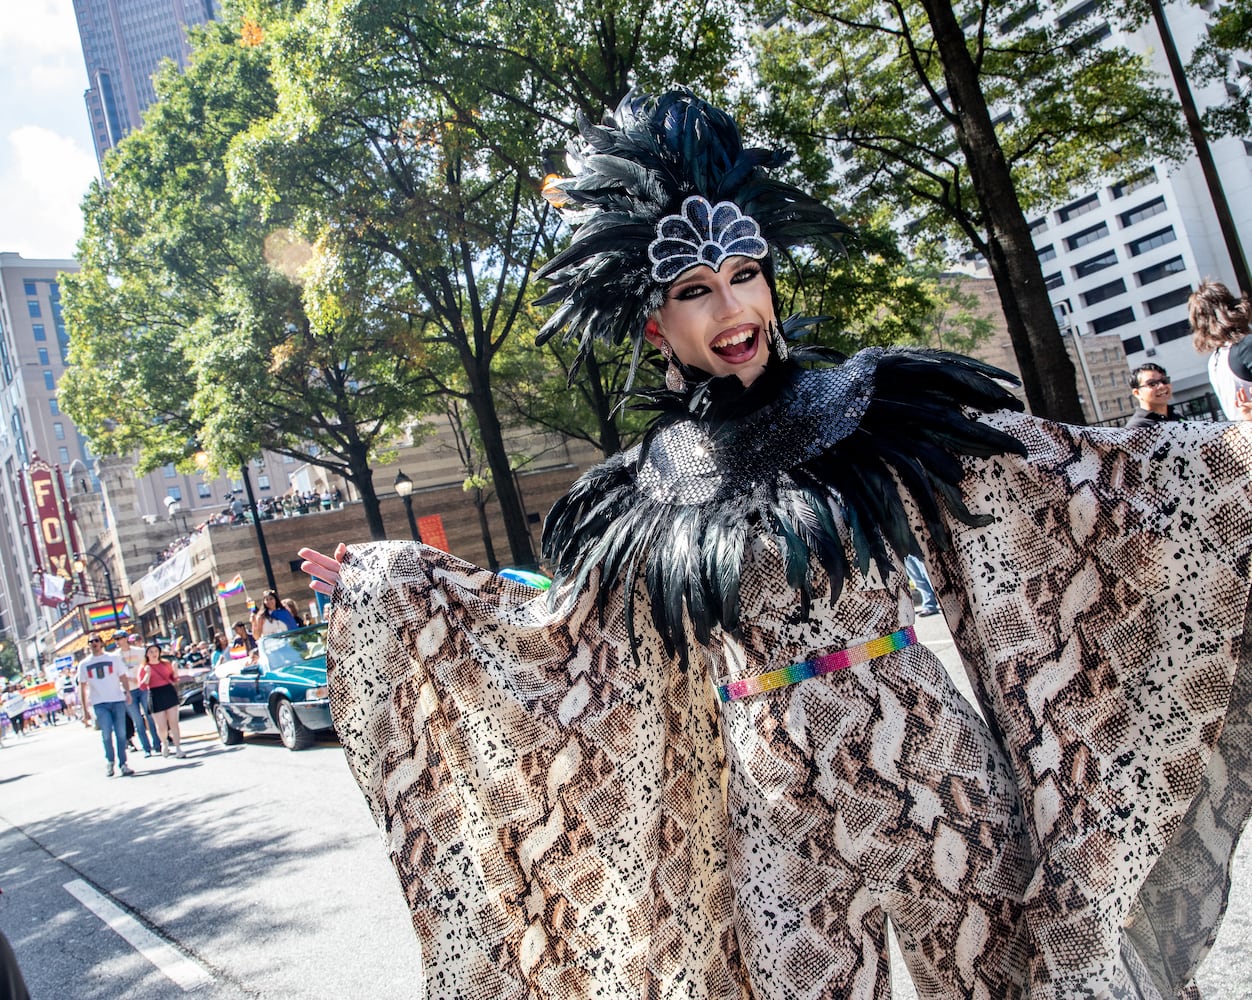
[325,410,1252,1000]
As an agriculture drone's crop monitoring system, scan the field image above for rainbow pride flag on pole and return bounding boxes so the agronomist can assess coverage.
[86,601,131,627]
[216,573,246,598]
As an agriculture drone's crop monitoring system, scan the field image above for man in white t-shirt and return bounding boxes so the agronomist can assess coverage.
[119,633,159,756]
[78,636,133,776]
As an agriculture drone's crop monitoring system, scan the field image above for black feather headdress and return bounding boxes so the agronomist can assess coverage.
[534,89,850,383]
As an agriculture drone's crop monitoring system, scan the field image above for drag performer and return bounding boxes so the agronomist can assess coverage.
[300,90,1252,999]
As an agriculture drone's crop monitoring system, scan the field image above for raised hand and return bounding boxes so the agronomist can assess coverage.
[298,543,348,596]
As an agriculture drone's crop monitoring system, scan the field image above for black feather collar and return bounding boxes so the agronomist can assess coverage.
[542,347,1026,660]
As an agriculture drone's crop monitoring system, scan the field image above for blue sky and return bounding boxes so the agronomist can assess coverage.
[0,0,99,261]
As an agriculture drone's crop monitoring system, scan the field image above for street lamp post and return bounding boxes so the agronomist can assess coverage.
[73,550,123,632]
[394,470,422,543]
[240,464,278,593]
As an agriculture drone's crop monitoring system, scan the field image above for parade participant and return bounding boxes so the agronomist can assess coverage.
[1190,278,1252,420]
[230,620,257,658]
[300,90,1252,998]
[210,632,230,668]
[119,633,159,756]
[1,686,26,738]
[78,636,133,777]
[250,589,297,639]
[139,644,184,759]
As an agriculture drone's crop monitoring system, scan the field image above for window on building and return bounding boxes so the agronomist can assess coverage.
[998,2,1038,33]
[1091,307,1135,334]
[1081,278,1127,308]
[1118,197,1167,228]
[1073,249,1118,278]
[1065,222,1109,251]
[1028,217,1048,235]
[1110,167,1157,199]
[1122,335,1144,355]
[49,398,59,415]
[1144,286,1191,315]
[167,486,182,502]
[53,422,65,441]
[31,324,46,341]
[1152,319,1191,344]
[42,370,55,390]
[1037,244,1057,263]
[1127,227,1176,256]
[258,475,271,490]
[1134,255,1185,286]
[1057,193,1099,223]
[163,463,177,478]
[23,281,37,296]
[1044,272,1064,290]
[1068,23,1112,53]
[1058,0,1099,30]
[283,454,295,464]
[197,482,213,498]
[27,301,41,318]
[58,447,70,464]
[37,348,49,365]
[187,580,217,613]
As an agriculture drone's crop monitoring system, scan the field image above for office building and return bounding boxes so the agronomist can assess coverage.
[1026,2,1251,413]
[72,0,220,166]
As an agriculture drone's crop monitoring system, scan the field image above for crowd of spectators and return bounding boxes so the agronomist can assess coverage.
[146,486,347,572]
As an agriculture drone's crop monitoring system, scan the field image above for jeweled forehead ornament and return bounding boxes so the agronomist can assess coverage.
[648,195,769,284]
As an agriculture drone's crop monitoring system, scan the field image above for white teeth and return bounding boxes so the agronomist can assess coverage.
[711,329,755,350]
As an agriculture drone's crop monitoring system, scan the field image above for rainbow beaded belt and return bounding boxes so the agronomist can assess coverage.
[716,625,917,702]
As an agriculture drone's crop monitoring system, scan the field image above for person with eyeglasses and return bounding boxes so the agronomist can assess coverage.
[1126,363,1179,428]
[77,635,134,777]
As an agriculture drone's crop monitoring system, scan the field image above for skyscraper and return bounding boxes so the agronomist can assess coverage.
[72,0,220,167]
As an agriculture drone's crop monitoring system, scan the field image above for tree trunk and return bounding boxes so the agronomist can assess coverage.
[345,448,387,541]
[474,487,499,571]
[920,0,1086,424]
[582,351,623,457]
[465,359,537,567]
[1149,0,1251,295]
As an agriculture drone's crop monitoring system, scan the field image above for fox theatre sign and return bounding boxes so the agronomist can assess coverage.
[19,454,82,606]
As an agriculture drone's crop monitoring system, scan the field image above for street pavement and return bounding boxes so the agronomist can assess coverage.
[1,616,1249,998]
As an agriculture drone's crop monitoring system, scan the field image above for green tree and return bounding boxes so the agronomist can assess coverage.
[1188,0,1252,138]
[755,0,1185,421]
[60,20,439,539]
[0,640,22,683]
[229,0,748,565]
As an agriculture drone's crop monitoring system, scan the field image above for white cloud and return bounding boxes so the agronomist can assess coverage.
[0,125,97,259]
[0,1,83,57]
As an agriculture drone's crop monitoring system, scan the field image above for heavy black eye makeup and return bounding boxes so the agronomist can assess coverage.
[667,262,761,301]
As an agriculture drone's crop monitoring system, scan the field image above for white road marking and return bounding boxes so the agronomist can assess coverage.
[64,879,212,990]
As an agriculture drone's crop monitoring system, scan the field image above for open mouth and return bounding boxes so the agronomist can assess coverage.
[711,326,760,362]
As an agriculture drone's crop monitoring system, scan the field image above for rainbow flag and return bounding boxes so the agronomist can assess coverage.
[86,601,131,626]
[21,681,57,703]
[217,573,246,598]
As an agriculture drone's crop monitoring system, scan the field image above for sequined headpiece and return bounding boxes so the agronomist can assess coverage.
[534,89,850,384]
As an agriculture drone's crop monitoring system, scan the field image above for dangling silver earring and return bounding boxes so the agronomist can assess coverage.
[660,341,687,392]
[768,322,789,362]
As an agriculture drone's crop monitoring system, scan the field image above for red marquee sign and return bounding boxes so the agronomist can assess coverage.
[20,454,80,599]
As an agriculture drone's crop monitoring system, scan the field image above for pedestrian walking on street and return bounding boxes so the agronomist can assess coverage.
[78,635,133,776]
[119,633,159,756]
[140,644,184,758]
[2,686,26,738]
